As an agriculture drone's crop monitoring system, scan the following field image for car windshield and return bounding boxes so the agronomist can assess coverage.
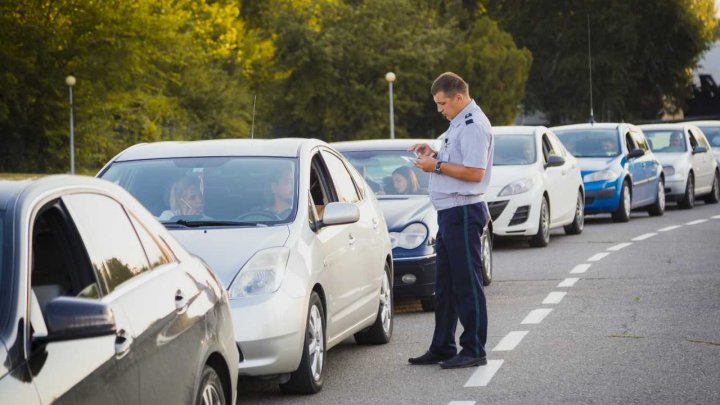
[643,130,687,153]
[696,125,720,147]
[494,134,536,165]
[341,150,429,196]
[555,128,621,157]
[100,157,298,225]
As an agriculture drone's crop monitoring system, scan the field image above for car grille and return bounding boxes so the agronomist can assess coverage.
[488,200,509,221]
[508,205,530,226]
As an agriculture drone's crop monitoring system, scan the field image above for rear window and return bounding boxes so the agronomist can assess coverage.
[555,129,620,158]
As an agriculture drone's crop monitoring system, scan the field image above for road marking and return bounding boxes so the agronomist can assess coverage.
[521,308,553,324]
[713,215,720,219]
[448,402,476,405]
[607,242,632,251]
[492,331,529,352]
[464,360,504,387]
[658,225,681,232]
[558,277,580,287]
[632,232,657,241]
[542,291,567,304]
[587,252,609,262]
[570,263,591,274]
[686,219,708,225]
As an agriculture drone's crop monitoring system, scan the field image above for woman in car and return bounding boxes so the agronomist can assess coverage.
[159,175,206,220]
[392,166,422,195]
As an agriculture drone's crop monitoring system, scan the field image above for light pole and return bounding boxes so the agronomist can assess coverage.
[65,75,76,175]
[385,72,396,139]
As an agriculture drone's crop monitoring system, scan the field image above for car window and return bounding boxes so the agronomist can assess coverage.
[691,129,710,149]
[0,212,5,305]
[643,130,687,153]
[625,132,636,152]
[632,132,649,152]
[555,128,620,157]
[341,149,429,195]
[548,132,567,157]
[309,154,337,221]
[62,194,151,295]
[321,151,360,203]
[492,134,536,166]
[129,214,174,268]
[541,134,553,163]
[688,131,699,148]
[696,125,720,147]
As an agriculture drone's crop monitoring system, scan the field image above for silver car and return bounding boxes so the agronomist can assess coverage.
[0,176,238,405]
[640,123,720,208]
[684,120,720,167]
[97,139,393,394]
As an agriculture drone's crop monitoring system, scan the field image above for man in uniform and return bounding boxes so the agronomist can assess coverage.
[408,72,494,369]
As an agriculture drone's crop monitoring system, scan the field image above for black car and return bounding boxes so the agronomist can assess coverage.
[0,176,238,405]
[334,140,492,312]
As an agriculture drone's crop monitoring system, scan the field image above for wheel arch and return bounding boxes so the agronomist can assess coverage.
[205,352,232,405]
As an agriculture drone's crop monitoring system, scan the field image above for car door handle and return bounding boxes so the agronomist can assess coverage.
[115,329,133,359]
[348,233,356,245]
[175,289,188,313]
[372,218,378,229]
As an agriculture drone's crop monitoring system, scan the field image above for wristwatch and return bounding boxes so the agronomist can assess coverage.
[434,160,443,174]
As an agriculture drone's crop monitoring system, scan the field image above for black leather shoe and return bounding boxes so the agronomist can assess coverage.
[439,355,487,369]
[408,351,454,365]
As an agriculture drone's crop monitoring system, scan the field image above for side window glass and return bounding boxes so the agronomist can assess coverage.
[548,133,565,157]
[540,135,552,163]
[688,132,699,148]
[691,130,707,148]
[321,151,360,203]
[633,132,648,151]
[344,160,367,200]
[129,214,174,269]
[625,133,636,151]
[310,154,335,220]
[63,194,151,295]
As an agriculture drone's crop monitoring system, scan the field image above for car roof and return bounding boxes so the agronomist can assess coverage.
[638,123,694,131]
[493,126,547,136]
[683,120,720,127]
[0,175,121,211]
[332,139,435,151]
[551,122,627,132]
[111,138,325,162]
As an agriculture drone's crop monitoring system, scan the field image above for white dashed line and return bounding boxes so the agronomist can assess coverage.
[686,219,708,225]
[464,360,504,387]
[587,252,610,262]
[492,331,529,352]
[658,225,681,232]
[632,232,657,241]
[521,308,553,324]
[558,277,580,287]
[713,215,720,219]
[448,401,476,405]
[607,242,632,251]
[542,292,567,305]
[570,263,592,274]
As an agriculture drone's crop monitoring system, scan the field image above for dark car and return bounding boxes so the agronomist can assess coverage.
[334,139,492,312]
[0,176,238,405]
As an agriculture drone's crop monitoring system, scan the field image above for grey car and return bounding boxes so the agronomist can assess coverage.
[0,175,238,405]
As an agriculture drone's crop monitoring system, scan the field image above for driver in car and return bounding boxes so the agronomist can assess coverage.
[264,166,294,219]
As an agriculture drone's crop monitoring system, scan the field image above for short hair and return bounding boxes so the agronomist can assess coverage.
[431,72,469,97]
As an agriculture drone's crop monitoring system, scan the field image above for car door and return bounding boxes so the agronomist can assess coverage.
[28,198,140,405]
[61,193,205,405]
[548,131,577,221]
[540,133,566,225]
[634,130,658,203]
[689,128,714,192]
[624,131,650,204]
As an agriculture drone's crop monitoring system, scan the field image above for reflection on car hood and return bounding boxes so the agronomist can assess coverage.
[487,165,539,193]
[577,157,619,173]
[653,153,685,167]
[377,196,433,231]
[169,226,290,288]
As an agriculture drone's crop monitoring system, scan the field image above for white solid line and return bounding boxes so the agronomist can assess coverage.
[570,263,591,274]
[686,219,708,225]
[587,252,610,262]
[542,291,567,305]
[607,242,632,251]
[558,277,580,287]
[448,402,476,405]
[492,331,529,352]
[658,225,681,232]
[464,360,504,387]
[632,233,657,241]
[521,308,553,324]
[713,215,720,219]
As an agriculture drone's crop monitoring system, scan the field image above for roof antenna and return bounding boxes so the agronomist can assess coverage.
[587,15,595,124]
[251,94,256,139]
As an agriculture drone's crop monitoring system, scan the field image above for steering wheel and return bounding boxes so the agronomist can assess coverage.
[235,211,280,221]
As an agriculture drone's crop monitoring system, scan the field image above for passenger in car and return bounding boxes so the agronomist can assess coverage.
[159,175,206,220]
[392,166,422,195]
[264,166,294,219]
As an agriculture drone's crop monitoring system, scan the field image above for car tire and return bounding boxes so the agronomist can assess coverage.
[196,365,226,405]
[355,263,393,344]
[611,181,631,222]
[529,196,550,247]
[563,190,585,235]
[420,296,435,312]
[678,174,695,209]
[280,292,325,395]
[704,171,720,204]
[481,226,493,286]
[647,178,665,216]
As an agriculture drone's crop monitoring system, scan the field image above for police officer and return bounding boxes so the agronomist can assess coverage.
[408,72,493,369]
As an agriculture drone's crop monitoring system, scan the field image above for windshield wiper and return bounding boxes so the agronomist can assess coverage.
[163,219,261,228]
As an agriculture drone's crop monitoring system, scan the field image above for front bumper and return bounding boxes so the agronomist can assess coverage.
[663,176,687,201]
[487,191,542,236]
[583,178,622,214]
[392,254,436,299]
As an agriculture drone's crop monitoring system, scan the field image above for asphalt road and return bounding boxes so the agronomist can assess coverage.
[237,201,720,404]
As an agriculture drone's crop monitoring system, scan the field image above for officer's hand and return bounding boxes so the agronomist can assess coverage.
[414,155,437,173]
[409,143,434,157]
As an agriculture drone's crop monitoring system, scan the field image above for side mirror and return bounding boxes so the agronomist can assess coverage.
[692,145,707,154]
[628,148,645,159]
[546,154,565,168]
[320,202,360,227]
[42,297,116,342]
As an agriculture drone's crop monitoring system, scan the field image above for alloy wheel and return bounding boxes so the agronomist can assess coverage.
[379,272,392,334]
[308,305,324,381]
[622,184,631,218]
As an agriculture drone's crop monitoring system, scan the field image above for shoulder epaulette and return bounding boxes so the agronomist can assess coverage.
[465,119,474,125]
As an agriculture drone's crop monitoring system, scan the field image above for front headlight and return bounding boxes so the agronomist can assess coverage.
[583,170,618,183]
[389,223,428,249]
[662,166,675,176]
[499,178,535,196]
[229,247,290,298]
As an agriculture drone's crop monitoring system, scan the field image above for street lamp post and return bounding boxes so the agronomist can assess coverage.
[385,72,396,139]
[65,75,76,175]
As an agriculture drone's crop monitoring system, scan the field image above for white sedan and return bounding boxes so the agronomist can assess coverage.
[98,138,393,395]
[640,123,720,208]
[486,126,585,247]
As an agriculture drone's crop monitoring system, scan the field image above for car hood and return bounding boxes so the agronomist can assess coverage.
[377,196,433,231]
[169,226,290,288]
[487,165,540,197]
[652,152,686,167]
[576,156,620,172]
